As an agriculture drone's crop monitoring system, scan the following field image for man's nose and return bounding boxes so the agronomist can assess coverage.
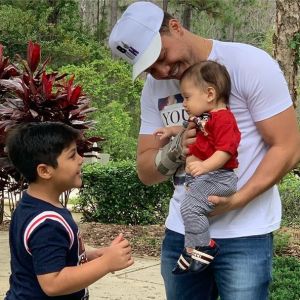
[151,62,171,79]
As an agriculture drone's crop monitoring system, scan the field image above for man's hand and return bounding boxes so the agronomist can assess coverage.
[208,193,243,216]
[182,122,196,156]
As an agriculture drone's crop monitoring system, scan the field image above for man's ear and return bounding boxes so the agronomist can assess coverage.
[36,164,53,180]
[169,19,184,35]
[207,87,217,103]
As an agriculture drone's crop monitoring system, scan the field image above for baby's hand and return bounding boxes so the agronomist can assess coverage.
[153,127,172,140]
[186,161,209,176]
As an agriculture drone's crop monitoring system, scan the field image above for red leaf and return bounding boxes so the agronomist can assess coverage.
[70,85,82,104]
[0,79,24,95]
[0,44,3,62]
[4,65,19,77]
[27,41,41,73]
[42,72,53,100]
[66,75,75,101]
[19,80,30,104]
[34,56,51,79]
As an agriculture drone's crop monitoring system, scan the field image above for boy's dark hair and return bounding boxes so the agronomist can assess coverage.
[180,61,231,104]
[6,122,80,183]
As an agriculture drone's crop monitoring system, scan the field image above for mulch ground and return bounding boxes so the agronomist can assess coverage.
[0,220,165,257]
[79,222,165,257]
[1,220,299,259]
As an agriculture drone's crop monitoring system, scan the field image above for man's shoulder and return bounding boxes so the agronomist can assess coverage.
[214,41,274,69]
[212,40,272,67]
[213,40,265,54]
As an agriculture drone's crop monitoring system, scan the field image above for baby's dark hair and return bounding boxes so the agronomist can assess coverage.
[6,122,80,183]
[180,61,231,104]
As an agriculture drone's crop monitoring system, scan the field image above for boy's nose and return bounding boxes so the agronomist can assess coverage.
[78,155,84,165]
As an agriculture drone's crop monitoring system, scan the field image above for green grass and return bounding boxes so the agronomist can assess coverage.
[271,229,300,299]
[271,256,300,300]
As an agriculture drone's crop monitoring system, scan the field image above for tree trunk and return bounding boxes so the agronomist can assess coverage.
[163,0,168,12]
[47,0,61,25]
[182,5,191,30]
[273,0,300,107]
[79,0,99,33]
[110,0,118,34]
[0,194,3,225]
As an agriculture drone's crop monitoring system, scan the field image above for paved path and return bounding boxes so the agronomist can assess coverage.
[0,231,166,299]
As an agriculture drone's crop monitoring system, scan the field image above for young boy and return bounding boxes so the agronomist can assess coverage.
[5,122,134,300]
[154,61,241,274]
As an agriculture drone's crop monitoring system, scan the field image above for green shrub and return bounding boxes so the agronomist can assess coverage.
[89,101,137,161]
[59,55,143,160]
[271,256,300,300]
[78,161,173,225]
[59,54,143,130]
[0,2,98,67]
[0,5,38,56]
[278,172,300,225]
[273,230,290,256]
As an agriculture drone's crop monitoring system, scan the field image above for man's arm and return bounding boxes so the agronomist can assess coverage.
[209,106,300,215]
[137,134,169,185]
[137,123,197,185]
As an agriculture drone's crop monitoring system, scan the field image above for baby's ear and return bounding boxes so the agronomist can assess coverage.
[207,87,217,102]
[36,164,53,180]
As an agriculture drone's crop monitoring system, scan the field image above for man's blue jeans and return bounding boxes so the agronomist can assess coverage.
[161,229,273,300]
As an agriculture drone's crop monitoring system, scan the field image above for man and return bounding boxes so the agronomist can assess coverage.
[109,2,300,300]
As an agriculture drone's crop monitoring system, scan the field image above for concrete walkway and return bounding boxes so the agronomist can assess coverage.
[0,231,166,299]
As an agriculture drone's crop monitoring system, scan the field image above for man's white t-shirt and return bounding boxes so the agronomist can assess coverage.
[139,40,293,238]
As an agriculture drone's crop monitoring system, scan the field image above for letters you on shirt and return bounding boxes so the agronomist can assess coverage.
[158,94,188,127]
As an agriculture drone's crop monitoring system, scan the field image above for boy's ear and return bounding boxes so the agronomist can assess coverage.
[36,164,53,180]
[207,87,217,103]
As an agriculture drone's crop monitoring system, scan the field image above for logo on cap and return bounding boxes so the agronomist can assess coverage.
[116,42,139,60]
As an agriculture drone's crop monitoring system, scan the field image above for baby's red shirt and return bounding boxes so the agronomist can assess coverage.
[188,109,241,169]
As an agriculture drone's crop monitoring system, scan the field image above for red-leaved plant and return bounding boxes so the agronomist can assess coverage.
[0,42,103,222]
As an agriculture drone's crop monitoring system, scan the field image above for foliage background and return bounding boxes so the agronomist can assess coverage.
[0,1,299,299]
[78,161,172,225]
[0,0,282,161]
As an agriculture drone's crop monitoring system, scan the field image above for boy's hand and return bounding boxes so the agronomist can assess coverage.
[104,237,134,272]
[110,233,124,245]
[94,233,124,260]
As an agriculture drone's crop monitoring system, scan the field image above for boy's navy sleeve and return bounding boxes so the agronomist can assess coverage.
[26,218,74,275]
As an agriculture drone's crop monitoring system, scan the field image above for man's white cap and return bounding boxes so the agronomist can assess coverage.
[109,1,164,80]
